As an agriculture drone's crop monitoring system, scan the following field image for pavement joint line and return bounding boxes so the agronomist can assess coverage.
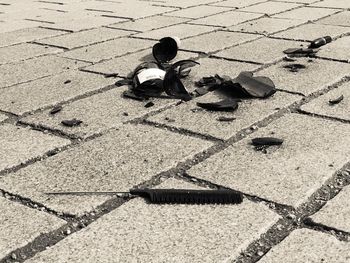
[30,41,69,50]
[208,0,270,8]
[297,109,350,125]
[303,219,350,242]
[39,26,74,33]
[24,18,55,25]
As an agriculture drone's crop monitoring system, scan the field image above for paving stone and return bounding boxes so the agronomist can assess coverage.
[257,58,350,95]
[60,37,154,63]
[310,0,350,9]
[108,15,189,32]
[0,197,65,259]
[22,87,178,138]
[259,229,350,263]
[83,49,197,77]
[317,35,350,62]
[273,7,338,22]
[0,27,66,48]
[0,124,212,215]
[276,0,315,3]
[0,71,115,115]
[316,11,350,27]
[0,124,70,172]
[188,113,350,207]
[210,0,266,8]
[0,114,7,123]
[134,23,216,40]
[311,184,350,232]
[190,10,263,27]
[214,37,304,64]
[300,81,350,121]
[180,31,260,53]
[0,20,43,34]
[228,17,303,35]
[0,56,89,88]
[25,178,280,263]
[0,43,62,64]
[273,23,350,41]
[153,0,216,8]
[164,5,230,19]
[36,27,133,49]
[240,2,301,15]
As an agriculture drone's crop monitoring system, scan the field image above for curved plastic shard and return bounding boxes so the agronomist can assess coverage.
[152,37,179,63]
[197,98,239,112]
[329,95,344,105]
[251,137,284,146]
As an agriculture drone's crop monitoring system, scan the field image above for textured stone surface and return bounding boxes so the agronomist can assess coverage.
[311,185,350,232]
[36,27,133,49]
[273,7,338,21]
[240,2,301,15]
[0,56,89,88]
[188,114,350,207]
[164,5,230,19]
[215,37,304,64]
[154,0,217,8]
[0,114,8,123]
[25,178,280,263]
[149,91,300,140]
[0,124,70,172]
[0,71,114,115]
[0,197,65,259]
[210,0,266,8]
[317,11,350,27]
[310,0,350,9]
[0,124,212,215]
[300,81,350,121]
[259,229,350,263]
[317,36,350,62]
[22,87,177,138]
[258,58,350,95]
[60,37,154,63]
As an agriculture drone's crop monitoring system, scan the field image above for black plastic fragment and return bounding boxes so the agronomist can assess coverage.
[105,73,119,78]
[64,80,71,84]
[197,98,239,112]
[152,37,180,63]
[217,116,236,122]
[50,105,62,115]
[144,101,154,108]
[115,79,132,87]
[308,36,332,49]
[329,95,344,105]
[283,63,306,73]
[283,47,317,57]
[251,137,284,146]
[123,90,147,101]
[61,118,82,127]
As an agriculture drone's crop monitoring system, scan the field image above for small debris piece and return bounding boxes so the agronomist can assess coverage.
[329,95,344,105]
[50,105,62,115]
[152,37,180,63]
[283,57,296,62]
[61,118,82,127]
[283,63,306,73]
[115,79,132,87]
[104,73,119,78]
[283,47,316,57]
[64,80,71,84]
[197,98,239,112]
[144,101,154,108]
[217,116,236,122]
[122,90,147,101]
[251,137,284,146]
[165,117,175,122]
[308,36,332,49]
[122,112,129,116]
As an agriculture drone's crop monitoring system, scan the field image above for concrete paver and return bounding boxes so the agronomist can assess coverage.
[316,11,350,27]
[310,0,350,9]
[164,5,231,19]
[273,7,339,22]
[209,0,266,8]
[0,197,65,259]
[0,124,212,215]
[188,114,350,207]
[25,179,280,263]
[240,2,302,15]
[0,124,70,172]
[259,229,350,263]
[300,81,350,121]
[0,114,8,123]
[317,35,350,62]
[153,0,217,8]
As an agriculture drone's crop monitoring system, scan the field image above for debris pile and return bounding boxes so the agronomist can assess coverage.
[283,36,332,57]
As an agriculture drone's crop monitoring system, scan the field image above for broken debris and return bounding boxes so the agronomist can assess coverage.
[308,36,332,49]
[61,118,83,127]
[329,95,344,105]
[50,105,62,115]
[251,137,284,146]
[197,98,239,112]
[217,116,236,122]
[64,80,71,84]
[152,37,180,64]
[283,36,332,57]
[144,101,155,108]
[283,63,306,73]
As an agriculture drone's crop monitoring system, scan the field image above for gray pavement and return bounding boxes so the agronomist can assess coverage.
[1,0,350,262]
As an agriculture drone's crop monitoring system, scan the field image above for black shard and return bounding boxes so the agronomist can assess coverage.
[152,37,181,64]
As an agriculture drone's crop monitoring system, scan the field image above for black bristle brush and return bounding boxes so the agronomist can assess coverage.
[46,188,243,205]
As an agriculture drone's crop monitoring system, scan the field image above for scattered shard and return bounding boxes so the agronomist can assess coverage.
[50,105,62,115]
[283,63,306,73]
[61,118,82,127]
[251,137,284,146]
[144,101,155,108]
[64,80,71,84]
[283,36,332,57]
[308,36,332,49]
[152,37,181,64]
[329,95,344,105]
[217,116,236,122]
[197,98,239,112]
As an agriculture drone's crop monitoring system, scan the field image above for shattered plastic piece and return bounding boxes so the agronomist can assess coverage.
[194,87,211,97]
[144,101,154,108]
[283,47,316,57]
[152,37,181,63]
[217,116,236,122]
[104,73,119,78]
[283,57,296,62]
[115,78,132,87]
[61,118,82,127]
[64,80,71,84]
[283,63,306,73]
[197,98,239,112]
[251,137,284,146]
[309,36,332,49]
[50,105,62,115]
[123,90,147,101]
[329,95,344,105]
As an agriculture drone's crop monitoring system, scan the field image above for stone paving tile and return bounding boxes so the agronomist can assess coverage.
[273,7,339,22]
[190,10,263,27]
[0,43,62,65]
[60,37,154,63]
[317,36,350,62]
[164,5,231,19]
[240,2,302,15]
[277,0,315,3]
[311,184,350,232]
[316,11,350,27]
[0,124,70,172]
[259,229,350,263]
[134,23,216,40]
[153,0,216,8]
[310,0,350,9]
[0,197,65,259]
[209,0,266,8]
[180,30,260,53]
[108,15,189,33]
[36,27,133,49]
[188,113,350,207]
[300,81,350,121]
[22,87,178,138]
[0,20,44,34]
[228,17,303,35]
[25,178,280,263]
[0,114,7,123]
[258,58,350,95]
[214,37,304,64]
[273,23,350,41]
[83,49,196,77]
[0,124,212,215]
[0,27,66,48]
[0,56,89,88]
[0,71,115,115]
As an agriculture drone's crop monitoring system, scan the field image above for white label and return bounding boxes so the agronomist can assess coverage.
[137,68,166,84]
